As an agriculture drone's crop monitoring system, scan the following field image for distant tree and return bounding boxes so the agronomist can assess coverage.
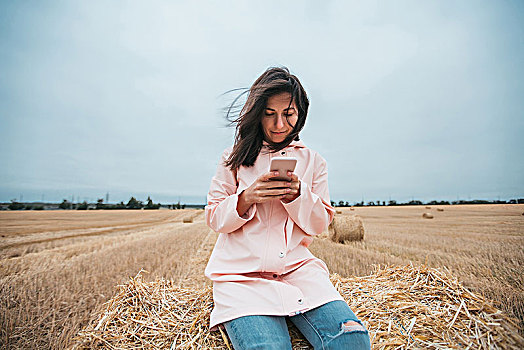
[144,196,160,209]
[8,200,24,210]
[427,200,451,206]
[113,201,126,209]
[367,201,375,206]
[338,200,345,207]
[388,200,397,206]
[59,199,72,210]
[96,198,105,210]
[330,201,335,207]
[126,197,143,209]
[77,201,88,210]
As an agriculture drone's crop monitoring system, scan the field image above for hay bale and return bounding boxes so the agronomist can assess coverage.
[328,215,364,243]
[73,265,524,349]
[437,208,444,212]
[425,206,431,209]
[335,210,342,214]
[350,207,355,211]
[181,211,204,223]
[422,212,434,219]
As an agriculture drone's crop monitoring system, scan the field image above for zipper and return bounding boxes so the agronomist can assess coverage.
[262,151,273,272]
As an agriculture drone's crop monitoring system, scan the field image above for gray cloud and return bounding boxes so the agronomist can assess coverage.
[1,0,523,204]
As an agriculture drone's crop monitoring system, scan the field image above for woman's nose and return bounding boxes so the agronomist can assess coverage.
[275,114,285,128]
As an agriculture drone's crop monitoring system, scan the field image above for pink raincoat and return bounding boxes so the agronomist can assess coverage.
[204,140,344,331]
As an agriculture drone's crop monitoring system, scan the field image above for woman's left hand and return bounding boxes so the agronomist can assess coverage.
[280,172,301,203]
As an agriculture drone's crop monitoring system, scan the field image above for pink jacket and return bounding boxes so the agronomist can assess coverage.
[204,140,342,331]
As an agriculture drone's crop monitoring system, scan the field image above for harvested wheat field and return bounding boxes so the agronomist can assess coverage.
[1,204,523,349]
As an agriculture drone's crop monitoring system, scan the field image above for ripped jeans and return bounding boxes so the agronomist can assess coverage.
[223,300,371,349]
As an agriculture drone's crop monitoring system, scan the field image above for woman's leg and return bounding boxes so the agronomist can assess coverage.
[223,314,293,350]
[289,300,371,350]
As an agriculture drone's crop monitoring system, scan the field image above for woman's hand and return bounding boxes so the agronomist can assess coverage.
[236,171,300,216]
[280,172,301,203]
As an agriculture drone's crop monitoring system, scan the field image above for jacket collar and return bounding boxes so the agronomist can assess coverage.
[262,139,306,149]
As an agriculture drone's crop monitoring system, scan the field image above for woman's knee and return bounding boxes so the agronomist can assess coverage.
[325,319,371,350]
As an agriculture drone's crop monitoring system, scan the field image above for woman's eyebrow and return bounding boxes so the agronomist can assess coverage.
[265,107,296,111]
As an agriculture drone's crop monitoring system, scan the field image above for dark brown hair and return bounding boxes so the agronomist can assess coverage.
[224,66,309,170]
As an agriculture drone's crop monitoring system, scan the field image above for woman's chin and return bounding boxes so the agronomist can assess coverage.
[270,133,288,143]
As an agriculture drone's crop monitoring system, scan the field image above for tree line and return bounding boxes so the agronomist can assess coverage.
[4,196,524,211]
[331,198,524,207]
[5,196,186,211]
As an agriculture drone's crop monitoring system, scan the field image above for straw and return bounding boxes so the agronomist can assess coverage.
[72,264,523,349]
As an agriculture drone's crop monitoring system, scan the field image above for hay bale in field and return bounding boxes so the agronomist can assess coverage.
[350,207,355,211]
[335,210,342,214]
[425,206,431,209]
[422,212,434,219]
[328,215,364,243]
[437,208,444,212]
[181,210,204,223]
[73,265,524,350]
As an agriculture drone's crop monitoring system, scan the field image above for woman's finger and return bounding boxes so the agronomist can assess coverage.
[287,172,299,183]
[259,171,279,182]
[259,180,290,190]
[258,187,290,197]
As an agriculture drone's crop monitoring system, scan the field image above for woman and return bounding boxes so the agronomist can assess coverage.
[204,67,370,349]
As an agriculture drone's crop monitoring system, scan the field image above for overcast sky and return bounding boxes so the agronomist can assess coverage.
[1,0,523,204]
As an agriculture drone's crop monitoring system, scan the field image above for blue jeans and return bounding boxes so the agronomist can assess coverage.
[223,300,371,349]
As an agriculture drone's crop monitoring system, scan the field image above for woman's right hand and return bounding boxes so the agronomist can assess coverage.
[236,171,291,216]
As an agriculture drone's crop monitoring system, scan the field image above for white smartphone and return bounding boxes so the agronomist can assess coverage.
[269,157,297,181]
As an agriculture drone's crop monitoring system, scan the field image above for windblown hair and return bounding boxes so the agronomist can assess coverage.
[223,66,310,170]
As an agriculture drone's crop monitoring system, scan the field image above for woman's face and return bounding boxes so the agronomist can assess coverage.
[261,92,298,143]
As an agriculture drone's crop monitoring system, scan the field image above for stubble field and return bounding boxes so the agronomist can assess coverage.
[0,204,523,349]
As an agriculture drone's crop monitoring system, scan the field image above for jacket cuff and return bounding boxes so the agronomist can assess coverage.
[237,192,257,221]
[280,180,330,236]
[213,193,256,233]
